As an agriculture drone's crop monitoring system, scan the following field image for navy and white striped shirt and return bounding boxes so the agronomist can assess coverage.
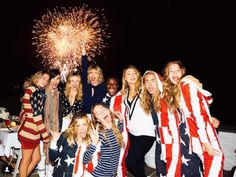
[83,129,121,177]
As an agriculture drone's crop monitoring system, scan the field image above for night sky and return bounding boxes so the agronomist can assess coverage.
[1,0,235,126]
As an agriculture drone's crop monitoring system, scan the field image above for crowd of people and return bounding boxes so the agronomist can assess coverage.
[1,43,224,177]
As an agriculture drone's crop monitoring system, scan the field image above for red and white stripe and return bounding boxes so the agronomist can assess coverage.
[179,79,224,177]
[110,92,130,177]
[159,98,182,177]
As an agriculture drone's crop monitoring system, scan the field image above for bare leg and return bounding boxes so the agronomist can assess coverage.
[27,145,41,176]
[19,148,34,177]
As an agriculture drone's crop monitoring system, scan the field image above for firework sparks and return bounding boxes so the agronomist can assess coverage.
[32,5,109,73]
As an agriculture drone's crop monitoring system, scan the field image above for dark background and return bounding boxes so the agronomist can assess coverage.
[0,0,235,126]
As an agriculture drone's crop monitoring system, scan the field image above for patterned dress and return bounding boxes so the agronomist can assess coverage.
[18,86,49,148]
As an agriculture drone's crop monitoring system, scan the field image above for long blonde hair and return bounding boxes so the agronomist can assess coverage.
[64,74,83,101]
[23,70,48,89]
[120,65,142,97]
[64,113,92,147]
[91,103,124,148]
[87,64,104,84]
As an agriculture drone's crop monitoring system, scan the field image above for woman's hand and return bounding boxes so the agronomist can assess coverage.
[44,137,50,143]
[114,111,123,122]
[211,117,220,128]
[202,142,221,156]
[90,124,99,146]
[81,41,86,56]
[50,131,61,142]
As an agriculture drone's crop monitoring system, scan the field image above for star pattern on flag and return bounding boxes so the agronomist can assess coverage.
[184,127,188,135]
[61,93,82,117]
[182,155,191,166]
[64,155,75,167]
[55,157,61,168]
[102,96,109,103]
[31,90,44,116]
[156,135,161,143]
[160,173,166,177]
[59,145,63,152]
[180,138,186,146]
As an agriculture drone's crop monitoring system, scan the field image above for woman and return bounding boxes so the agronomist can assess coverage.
[61,73,83,132]
[122,65,156,177]
[83,103,124,177]
[109,78,128,177]
[81,42,106,114]
[18,70,50,177]
[102,75,120,106]
[141,70,182,177]
[49,113,94,177]
[163,61,224,177]
[41,68,62,177]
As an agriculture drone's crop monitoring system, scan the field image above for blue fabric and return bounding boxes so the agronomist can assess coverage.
[49,133,78,177]
[81,55,106,113]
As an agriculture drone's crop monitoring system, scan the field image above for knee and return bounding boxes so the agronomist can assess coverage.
[36,156,41,164]
[21,157,31,166]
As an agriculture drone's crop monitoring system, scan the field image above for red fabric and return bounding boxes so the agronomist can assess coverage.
[74,147,81,174]
[113,95,122,112]
[20,139,38,149]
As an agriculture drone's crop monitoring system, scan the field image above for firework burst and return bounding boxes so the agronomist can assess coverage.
[32,5,109,73]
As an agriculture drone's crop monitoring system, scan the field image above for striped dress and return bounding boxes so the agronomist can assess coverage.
[18,86,49,145]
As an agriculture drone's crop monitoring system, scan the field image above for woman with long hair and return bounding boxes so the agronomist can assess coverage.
[121,65,156,177]
[60,73,83,132]
[49,113,94,177]
[163,61,224,177]
[83,103,124,177]
[18,70,50,177]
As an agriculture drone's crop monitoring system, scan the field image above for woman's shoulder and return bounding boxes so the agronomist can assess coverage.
[23,86,37,95]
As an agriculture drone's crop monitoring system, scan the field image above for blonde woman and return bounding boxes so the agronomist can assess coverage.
[40,68,61,177]
[18,70,50,177]
[49,113,94,177]
[61,73,83,132]
[122,65,156,177]
[81,43,106,113]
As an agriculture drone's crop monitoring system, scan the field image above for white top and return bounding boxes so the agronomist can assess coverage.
[61,118,71,132]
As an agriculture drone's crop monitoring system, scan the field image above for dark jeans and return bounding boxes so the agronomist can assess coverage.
[126,133,155,177]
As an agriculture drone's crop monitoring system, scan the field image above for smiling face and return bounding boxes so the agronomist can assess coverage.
[168,63,183,85]
[37,73,50,88]
[163,61,186,86]
[75,118,89,138]
[106,78,119,96]
[125,68,138,85]
[89,69,100,86]
[67,75,81,91]
[49,75,61,90]
[92,104,112,125]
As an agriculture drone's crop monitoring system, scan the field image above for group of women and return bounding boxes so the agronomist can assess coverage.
[17,43,224,177]
[109,61,224,177]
